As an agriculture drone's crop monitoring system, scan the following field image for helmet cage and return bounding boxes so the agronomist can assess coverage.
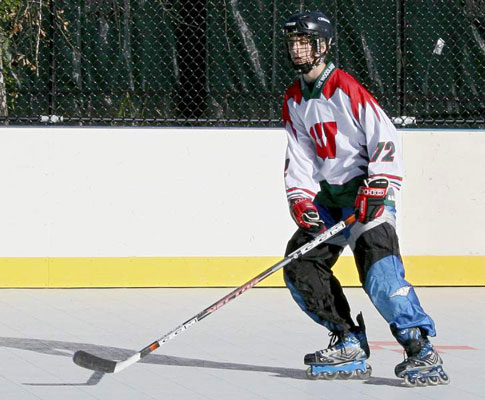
[285,33,331,74]
[283,12,334,74]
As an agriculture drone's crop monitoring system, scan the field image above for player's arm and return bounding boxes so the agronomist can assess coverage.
[364,104,403,188]
[283,102,324,233]
[354,94,403,223]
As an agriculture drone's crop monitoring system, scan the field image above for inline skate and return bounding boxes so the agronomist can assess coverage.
[305,312,372,380]
[393,326,450,386]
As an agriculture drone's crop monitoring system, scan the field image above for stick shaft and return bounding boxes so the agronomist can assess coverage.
[74,214,356,373]
[139,214,356,359]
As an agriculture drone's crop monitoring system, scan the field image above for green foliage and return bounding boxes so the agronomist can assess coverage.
[0,0,23,112]
[0,0,46,110]
[0,0,23,17]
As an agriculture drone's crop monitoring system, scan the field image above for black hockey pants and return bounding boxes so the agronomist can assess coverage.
[284,220,402,333]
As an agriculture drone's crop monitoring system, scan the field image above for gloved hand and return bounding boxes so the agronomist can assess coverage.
[289,198,326,233]
[354,177,389,223]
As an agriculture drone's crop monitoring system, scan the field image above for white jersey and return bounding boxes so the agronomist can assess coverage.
[282,61,403,208]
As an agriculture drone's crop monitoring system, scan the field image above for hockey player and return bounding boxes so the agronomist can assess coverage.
[281,11,449,386]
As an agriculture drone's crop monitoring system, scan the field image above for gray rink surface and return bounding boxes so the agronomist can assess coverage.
[0,287,482,400]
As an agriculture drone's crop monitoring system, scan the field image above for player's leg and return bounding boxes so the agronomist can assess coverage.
[284,207,371,380]
[350,206,448,385]
[284,228,352,332]
[351,213,435,334]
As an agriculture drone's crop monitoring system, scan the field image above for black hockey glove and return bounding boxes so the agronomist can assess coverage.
[289,198,326,233]
[354,177,389,224]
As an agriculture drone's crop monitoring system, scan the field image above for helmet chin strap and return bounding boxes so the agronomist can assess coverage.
[293,51,328,74]
[294,57,324,74]
[291,37,330,74]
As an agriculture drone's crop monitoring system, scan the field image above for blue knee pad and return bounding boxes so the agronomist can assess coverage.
[364,255,436,336]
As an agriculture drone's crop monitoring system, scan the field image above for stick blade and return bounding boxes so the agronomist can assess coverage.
[73,350,117,373]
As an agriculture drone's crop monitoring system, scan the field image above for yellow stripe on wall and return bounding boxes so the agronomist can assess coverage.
[0,256,484,288]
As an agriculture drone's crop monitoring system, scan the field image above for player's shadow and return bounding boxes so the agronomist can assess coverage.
[0,336,403,387]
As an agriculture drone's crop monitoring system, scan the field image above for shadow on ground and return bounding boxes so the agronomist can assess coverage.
[0,336,403,387]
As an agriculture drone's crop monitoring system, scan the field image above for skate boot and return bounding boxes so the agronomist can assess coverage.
[304,313,372,380]
[393,327,450,386]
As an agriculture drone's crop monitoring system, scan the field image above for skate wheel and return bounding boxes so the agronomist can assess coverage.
[438,372,450,385]
[355,364,372,379]
[320,371,338,380]
[404,374,417,387]
[305,367,319,380]
[428,376,440,386]
[338,370,353,380]
[416,376,428,386]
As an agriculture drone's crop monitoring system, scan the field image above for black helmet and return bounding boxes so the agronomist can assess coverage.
[283,11,334,73]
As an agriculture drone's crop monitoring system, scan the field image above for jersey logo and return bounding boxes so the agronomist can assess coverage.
[309,121,337,160]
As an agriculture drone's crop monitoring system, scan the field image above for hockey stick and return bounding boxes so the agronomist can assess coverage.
[73,213,356,373]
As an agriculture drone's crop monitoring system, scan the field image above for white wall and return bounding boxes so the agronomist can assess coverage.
[400,130,485,256]
[0,127,483,257]
[0,127,292,257]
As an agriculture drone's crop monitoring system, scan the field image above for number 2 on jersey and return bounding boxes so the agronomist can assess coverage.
[370,141,395,162]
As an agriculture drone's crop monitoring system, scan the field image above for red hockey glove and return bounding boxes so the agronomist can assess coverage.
[354,178,389,223]
[289,198,326,233]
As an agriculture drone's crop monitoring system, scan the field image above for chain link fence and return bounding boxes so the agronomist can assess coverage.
[0,0,483,128]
